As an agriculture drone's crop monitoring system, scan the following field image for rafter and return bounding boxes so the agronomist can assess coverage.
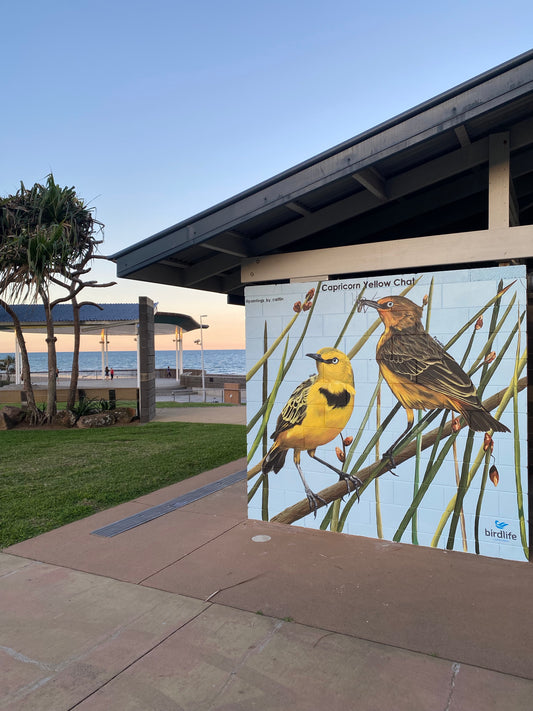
[201,232,255,258]
[160,258,188,269]
[352,167,388,201]
[183,252,240,287]
[286,201,312,217]
[454,124,471,147]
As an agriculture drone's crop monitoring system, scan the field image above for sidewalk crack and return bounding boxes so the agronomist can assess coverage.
[66,605,211,710]
[138,519,244,585]
[444,662,461,711]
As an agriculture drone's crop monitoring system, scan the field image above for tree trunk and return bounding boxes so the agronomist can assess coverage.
[68,297,81,410]
[0,298,38,416]
[41,290,58,420]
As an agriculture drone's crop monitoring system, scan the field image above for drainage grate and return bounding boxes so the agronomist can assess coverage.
[91,469,246,537]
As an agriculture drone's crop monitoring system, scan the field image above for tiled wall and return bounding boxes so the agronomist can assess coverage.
[245,265,528,562]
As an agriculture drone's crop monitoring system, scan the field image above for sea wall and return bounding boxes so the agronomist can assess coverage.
[179,371,245,389]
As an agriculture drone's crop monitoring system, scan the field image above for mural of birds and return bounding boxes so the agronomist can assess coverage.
[262,347,361,514]
[359,295,510,459]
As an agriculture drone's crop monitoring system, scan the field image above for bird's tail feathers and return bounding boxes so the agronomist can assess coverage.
[463,407,510,433]
[262,444,287,474]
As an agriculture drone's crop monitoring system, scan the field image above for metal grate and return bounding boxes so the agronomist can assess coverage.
[91,469,246,537]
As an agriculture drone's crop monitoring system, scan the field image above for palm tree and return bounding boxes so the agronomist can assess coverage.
[49,244,114,410]
[0,175,104,421]
[0,300,38,415]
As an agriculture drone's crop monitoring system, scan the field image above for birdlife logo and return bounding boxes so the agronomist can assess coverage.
[484,519,517,541]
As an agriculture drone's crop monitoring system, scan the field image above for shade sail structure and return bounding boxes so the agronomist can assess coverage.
[0,303,204,336]
[154,311,207,334]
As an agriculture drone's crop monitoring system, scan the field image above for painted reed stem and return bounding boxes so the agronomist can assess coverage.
[247,339,288,463]
[246,313,298,382]
[431,354,527,548]
[246,283,321,433]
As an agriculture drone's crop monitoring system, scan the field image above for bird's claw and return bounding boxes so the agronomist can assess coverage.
[382,449,396,471]
[305,490,327,517]
[338,472,363,501]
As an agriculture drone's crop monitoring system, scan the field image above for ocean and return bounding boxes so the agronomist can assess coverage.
[0,349,246,376]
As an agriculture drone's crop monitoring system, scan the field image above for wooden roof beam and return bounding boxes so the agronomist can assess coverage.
[183,252,240,287]
[159,258,188,269]
[286,201,312,217]
[352,167,388,201]
[454,124,471,147]
[201,231,255,258]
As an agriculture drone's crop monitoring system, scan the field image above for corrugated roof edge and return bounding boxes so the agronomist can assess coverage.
[0,303,139,324]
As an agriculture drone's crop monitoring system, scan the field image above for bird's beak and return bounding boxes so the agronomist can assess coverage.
[306,352,325,363]
[358,299,379,311]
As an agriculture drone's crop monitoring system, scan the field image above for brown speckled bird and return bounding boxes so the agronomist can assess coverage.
[360,295,509,456]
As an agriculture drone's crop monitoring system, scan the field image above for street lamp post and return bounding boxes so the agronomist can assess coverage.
[173,326,182,383]
[199,314,207,402]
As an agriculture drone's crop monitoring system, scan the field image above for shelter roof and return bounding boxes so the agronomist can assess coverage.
[0,303,203,336]
[112,50,533,304]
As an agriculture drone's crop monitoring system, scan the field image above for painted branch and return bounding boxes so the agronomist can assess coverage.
[270,378,527,525]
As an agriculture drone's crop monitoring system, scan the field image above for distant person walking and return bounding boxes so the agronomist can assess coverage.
[166,366,172,378]
[110,368,114,380]
[105,366,109,379]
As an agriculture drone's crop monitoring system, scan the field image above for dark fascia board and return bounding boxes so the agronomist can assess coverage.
[154,312,203,332]
[113,49,533,278]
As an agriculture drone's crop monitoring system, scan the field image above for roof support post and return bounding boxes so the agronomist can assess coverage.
[488,133,511,229]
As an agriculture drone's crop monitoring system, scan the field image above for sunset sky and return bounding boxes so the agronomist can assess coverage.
[2,0,532,353]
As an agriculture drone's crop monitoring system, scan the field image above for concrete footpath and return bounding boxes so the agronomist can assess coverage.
[2,406,533,710]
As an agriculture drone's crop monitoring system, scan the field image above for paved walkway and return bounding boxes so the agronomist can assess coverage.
[1,406,533,710]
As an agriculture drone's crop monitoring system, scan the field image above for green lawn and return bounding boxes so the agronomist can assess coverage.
[0,421,246,548]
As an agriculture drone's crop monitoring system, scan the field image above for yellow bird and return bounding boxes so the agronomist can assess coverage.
[262,347,361,514]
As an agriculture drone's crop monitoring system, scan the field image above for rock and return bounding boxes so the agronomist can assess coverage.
[2,406,26,424]
[0,413,14,430]
[112,407,137,424]
[53,410,77,428]
[76,412,117,429]
[0,406,26,430]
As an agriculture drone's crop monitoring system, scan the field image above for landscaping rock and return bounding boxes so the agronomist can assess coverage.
[76,412,116,429]
[2,406,26,424]
[0,406,26,430]
[53,410,77,428]
[112,407,137,424]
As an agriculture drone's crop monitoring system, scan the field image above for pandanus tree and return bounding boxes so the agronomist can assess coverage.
[49,243,115,410]
[0,175,112,421]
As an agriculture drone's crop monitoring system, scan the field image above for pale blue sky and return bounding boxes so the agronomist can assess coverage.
[2,0,532,349]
